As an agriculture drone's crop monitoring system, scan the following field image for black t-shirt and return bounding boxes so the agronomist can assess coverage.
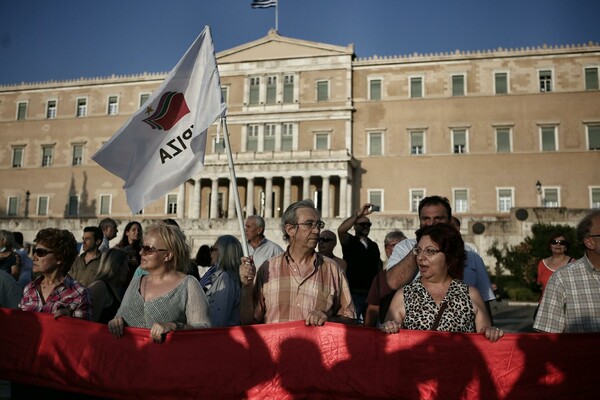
[341,234,382,292]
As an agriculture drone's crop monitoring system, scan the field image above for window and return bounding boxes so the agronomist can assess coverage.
[266,76,277,105]
[76,98,87,117]
[42,146,54,167]
[543,188,559,207]
[282,123,294,151]
[585,67,599,90]
[591,187,600,208]
[72,144,84,166]
[539,70,553,92]
[7,197,19,216]
[540,126,557,152]
[315,132,329,150]
[496,127,511,153]
[12,147,24,168]
[221,86,229,105]
[283,75,295,104]
[410,190,425,213]
[67,196,79,217]
[369,78,382,100]
[37,196,49,216]
[497,188,513,213]
[213,137,225,154]
[99,195,111,215]
[452,129,467,154]
[246,125,258,152]
[264,124,276,151]
[140,93,150,107]
[108,96,119,115]
[249,77,260,105]
[46,100,57,119]
[588,125,600,150]
[454,189,469,213]
[166,194,178,214]
[17,101,27,120]
[495,72,508,94]
[452,74,465,96]
[410,77,423,98]
[368,132,383,156]
[410,130,424,154]
[368,190,383,211]
[316,80,329,102]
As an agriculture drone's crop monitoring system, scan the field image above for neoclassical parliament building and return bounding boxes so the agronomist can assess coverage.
[1,30,599,251]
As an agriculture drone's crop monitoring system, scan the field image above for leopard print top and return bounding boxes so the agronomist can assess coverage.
[403,279,476,332]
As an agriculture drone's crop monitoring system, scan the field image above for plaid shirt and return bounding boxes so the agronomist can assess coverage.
[253,251,356,323]
[534,255,600,333]
[19,274,92,320]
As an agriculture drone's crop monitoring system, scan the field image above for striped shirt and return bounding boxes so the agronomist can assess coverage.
[19,274,92,320]
[534,255,600,333]
[253,251,356,323]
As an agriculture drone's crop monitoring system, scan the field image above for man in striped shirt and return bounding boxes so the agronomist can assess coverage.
[239,200,356,326]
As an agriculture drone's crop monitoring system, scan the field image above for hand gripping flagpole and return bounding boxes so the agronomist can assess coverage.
[220,117,250,257]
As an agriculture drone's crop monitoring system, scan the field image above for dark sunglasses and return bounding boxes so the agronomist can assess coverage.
[357,222,372,227]
[33,248,54,257]
[319,237,334,243]
[550,239,568,246]
[140,245,169,255]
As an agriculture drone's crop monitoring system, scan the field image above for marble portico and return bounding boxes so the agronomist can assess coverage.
[179,149,358,220]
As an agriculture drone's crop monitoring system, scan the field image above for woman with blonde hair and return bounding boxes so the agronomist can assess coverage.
[88,248,129,323]
[108,223,211,343]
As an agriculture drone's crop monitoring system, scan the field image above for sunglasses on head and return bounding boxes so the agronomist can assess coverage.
[550,239,568,246]
[319,237,334,243]
[33,248,54,257]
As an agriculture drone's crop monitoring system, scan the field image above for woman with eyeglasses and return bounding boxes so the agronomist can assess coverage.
[203,235,243,327]
[537,232,574,301]
[18,228,92,320]
[108,223,211,343]
[381,223,503,342]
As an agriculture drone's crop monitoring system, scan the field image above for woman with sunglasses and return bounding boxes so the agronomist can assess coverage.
[108,223,211,343]
[380,223,503,343]
[537,232,574,301]
[18,228,92,320]
[203,235,243,327]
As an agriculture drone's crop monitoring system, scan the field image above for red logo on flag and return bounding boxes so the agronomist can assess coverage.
[143,91,190,131]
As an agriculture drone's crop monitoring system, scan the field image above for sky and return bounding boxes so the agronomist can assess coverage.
[1,0,599,85]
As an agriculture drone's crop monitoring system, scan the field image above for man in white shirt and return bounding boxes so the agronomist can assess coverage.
[245,215,283,269]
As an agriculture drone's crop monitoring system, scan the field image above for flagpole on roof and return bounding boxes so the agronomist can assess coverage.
[276,0,278,31]
[220,117,250,257]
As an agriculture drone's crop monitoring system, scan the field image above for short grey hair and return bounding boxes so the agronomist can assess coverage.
[247,215,265,230]
[577,209,600,242]
[280,199,319,242]
[384,230,407,245]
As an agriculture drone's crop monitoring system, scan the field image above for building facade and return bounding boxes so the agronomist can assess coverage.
[1,31,599,259]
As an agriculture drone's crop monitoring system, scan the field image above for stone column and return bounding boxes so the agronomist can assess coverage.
[210,178,219,219]
[177,183,186,219]
[192,179,201,219]
[283,176,292,210]
[265,177,273,218]
[227,180,236,219]
[302,175,310,200]
[322,175,330,218]
[246,178,254,217]
[339,176,348,217]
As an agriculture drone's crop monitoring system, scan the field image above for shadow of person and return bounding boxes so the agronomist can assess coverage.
[504,333,598,399]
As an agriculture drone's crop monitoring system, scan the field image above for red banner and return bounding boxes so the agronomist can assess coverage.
[0,308,597,399]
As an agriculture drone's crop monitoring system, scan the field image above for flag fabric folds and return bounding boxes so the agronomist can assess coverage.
[92,26,226,214]
[251,0,277,9]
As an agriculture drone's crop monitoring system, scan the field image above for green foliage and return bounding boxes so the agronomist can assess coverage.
[486,223,582,296]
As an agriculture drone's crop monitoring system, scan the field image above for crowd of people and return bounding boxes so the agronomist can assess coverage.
[2,197,599,345]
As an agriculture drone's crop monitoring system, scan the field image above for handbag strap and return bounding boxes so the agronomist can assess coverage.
[431,301,448,331]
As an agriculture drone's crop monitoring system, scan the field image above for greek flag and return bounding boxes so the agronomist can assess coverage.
[251,0,277,8]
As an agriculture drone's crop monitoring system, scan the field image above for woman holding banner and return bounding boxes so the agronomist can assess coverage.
[108,223,211,343]
[381,223,504,343]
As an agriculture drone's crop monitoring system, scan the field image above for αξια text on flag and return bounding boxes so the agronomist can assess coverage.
[251,0,277,9]
[92,26,226,214]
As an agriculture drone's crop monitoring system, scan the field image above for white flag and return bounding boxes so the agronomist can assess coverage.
[92,26,226,214]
